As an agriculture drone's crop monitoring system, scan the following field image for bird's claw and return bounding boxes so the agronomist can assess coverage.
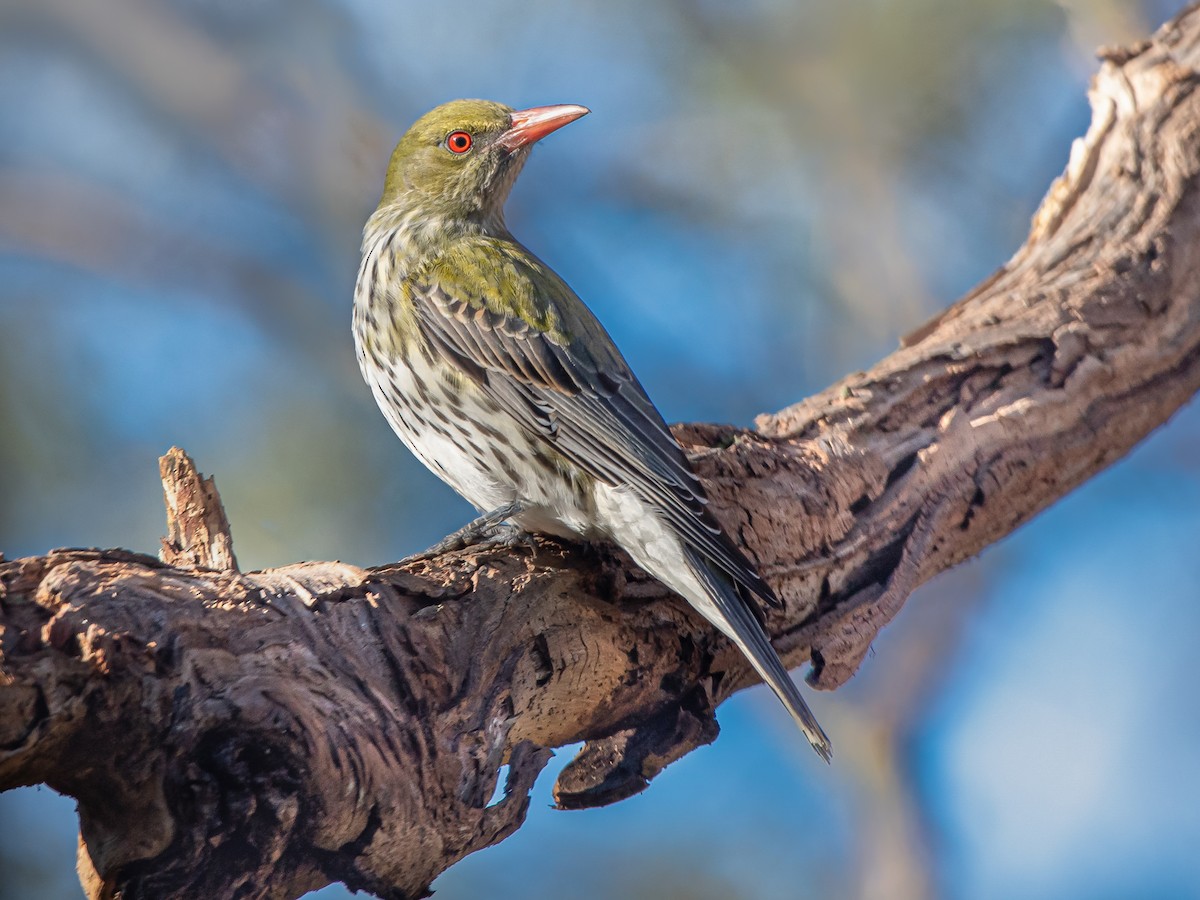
[482,523,539,554]
[402,501,529,563]
[403,523,535,563]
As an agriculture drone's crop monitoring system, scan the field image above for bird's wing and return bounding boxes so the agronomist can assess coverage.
[410,260,780,607]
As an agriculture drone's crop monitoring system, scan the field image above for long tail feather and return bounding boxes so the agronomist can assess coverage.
[685,549,832,761]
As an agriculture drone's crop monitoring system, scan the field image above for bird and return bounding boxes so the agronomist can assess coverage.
[352,99,831,761]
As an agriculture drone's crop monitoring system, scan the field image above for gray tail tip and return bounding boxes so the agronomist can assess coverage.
[811,735,834,764]
[798,719,833,763]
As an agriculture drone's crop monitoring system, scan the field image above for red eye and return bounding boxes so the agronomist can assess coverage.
[446,131,473,154]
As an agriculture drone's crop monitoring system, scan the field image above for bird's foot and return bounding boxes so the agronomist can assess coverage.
[403,500,526,562]
[481,522,539,555]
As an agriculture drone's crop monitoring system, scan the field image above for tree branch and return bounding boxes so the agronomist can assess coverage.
[4,8,1200,898]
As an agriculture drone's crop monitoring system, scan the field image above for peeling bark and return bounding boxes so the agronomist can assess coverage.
[4,9,1200,899]
[159,449,239,573]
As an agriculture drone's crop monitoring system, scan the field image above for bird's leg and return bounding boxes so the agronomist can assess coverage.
[406,500,526,561]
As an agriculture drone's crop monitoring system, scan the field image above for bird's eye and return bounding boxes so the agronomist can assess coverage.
[446,131,473,154]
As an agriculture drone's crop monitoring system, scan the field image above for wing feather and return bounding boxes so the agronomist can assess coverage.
[412,272,779,606]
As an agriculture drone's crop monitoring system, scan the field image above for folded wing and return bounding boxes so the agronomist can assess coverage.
[410,263,781,608]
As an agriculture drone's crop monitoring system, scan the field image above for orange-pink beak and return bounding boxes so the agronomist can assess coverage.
[497,104,589,151]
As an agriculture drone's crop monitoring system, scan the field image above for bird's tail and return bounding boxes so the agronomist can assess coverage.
[685,549,832,761]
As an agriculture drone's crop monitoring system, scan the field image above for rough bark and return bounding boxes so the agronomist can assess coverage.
[4,8,1200,899]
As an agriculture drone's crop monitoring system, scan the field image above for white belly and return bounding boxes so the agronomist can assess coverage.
[357,333,599,540]
[361,347,510,510]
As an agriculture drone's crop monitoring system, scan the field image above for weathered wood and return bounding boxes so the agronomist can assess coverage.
[159,446,239,572]
[3,7,1200,898]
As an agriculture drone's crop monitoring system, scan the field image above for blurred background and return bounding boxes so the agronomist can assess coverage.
[1,0,1197,897]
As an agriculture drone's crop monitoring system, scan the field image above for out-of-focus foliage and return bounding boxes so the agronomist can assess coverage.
[1,1,1196,899]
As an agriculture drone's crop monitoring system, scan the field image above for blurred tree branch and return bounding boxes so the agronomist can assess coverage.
[4,7,1200,899]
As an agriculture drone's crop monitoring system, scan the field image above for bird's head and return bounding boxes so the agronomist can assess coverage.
[379,99,588,222]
